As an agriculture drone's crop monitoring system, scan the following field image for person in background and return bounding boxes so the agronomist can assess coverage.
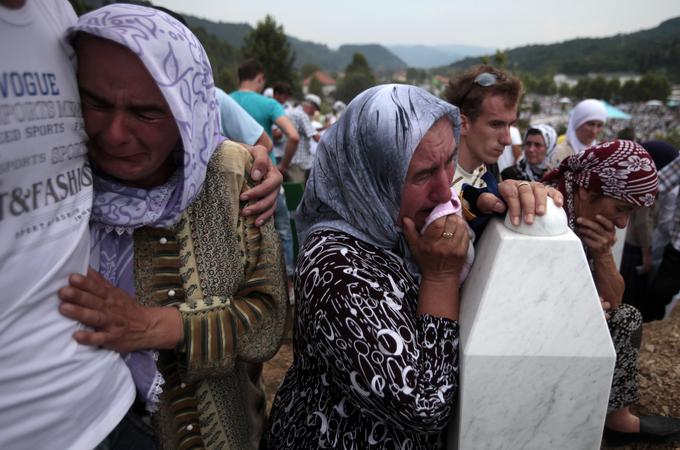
[543,140,680,446]
[327,100,347,125]
[232,60,298,281]
[620,140,678,319]
[501,124,557,182]
[215,87,272,153]
[650,143,680,263]
[271,82,294,164]
[647,152,680,321]
[60,5,288,449]
[446,65,555,235]
[549,99,607,167]
[278,93,322,184]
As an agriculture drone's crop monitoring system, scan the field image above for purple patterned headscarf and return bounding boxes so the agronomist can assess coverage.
[70,3,223,231]
[68,4,225,411]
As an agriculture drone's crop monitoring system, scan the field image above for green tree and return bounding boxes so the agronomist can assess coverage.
[301,64,321,79]
[242,15,297,89]
[557,83,572,98]
[586,76,608,99]
[521,73,537,93]
[192,26,240,92]
[606,78,621,102]
[636,73,672,101]
[620,79,639,102]
[493,50,508,70]
[335,53,376,103]
[572,78,590,99]
[535,74,557,95]
[406,68,428,84]
[308,76,324,98]
[345,53,373,76]
[214,67,238,93]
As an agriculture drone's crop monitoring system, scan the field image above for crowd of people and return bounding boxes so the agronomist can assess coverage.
[1,1,680,449]
[525,93,680,144]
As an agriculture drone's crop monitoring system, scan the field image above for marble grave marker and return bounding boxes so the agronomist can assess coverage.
[447,199,616,450]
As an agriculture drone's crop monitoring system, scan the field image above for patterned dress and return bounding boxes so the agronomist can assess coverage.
[268,231,460,449]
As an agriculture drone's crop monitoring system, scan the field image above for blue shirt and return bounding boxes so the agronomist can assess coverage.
[215,88,263,145]
[230,90,286,140]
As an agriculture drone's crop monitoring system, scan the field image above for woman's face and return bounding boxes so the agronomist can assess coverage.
[399,118,456,231]
[575,120,604,146]
[523,133,547,165]
[576,188,635,229]
[76,35,181,189]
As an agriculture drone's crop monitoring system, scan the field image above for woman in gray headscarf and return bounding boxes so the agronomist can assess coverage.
[267,84,469,449]
[501,124,557,182]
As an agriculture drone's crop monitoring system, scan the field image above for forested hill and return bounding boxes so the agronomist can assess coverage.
[73,0,407,73]
[442,17,680,81]
[185,17,407,73]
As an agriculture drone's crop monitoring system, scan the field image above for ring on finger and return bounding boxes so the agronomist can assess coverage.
[441,231,455,239]
[517,181,531,190]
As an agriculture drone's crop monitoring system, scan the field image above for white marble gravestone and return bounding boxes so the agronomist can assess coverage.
[447,200,616,450]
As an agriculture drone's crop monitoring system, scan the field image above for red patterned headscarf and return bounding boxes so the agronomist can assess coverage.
[542,140,658,228]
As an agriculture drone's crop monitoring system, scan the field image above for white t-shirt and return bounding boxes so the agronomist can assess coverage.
[0,2,134,449]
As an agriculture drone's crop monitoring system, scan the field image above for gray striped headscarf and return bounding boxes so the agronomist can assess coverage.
[297,84,460,274]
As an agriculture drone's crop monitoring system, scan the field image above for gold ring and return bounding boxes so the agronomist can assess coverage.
[517,181,531,190]
[441,231,454,239]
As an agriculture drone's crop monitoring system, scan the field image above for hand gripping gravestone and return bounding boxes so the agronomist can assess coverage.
[447,198,616,450]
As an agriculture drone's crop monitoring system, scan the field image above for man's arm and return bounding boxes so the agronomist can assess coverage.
[274,115,299,142]
[254,130,273,152]
[276,115,300,174]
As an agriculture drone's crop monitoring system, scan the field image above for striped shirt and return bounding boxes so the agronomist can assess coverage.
[658,155,680,251]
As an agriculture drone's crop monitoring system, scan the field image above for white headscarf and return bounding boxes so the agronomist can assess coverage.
[566,99,607,154]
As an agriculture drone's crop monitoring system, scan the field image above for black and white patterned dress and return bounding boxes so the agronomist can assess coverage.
[267,231,460,449]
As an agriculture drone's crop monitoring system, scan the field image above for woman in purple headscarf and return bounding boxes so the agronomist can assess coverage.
[58,4,287,449]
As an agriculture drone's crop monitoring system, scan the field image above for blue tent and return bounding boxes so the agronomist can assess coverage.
[600,100,631,120]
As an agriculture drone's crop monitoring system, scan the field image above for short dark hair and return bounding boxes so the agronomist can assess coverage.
[445,64,523,122]
[238,59,265,83]
[273,81,292,96]
[525,128,543,139]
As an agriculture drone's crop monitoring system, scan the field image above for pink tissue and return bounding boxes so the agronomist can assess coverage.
[420,187,475,282]
[421,188,462,234]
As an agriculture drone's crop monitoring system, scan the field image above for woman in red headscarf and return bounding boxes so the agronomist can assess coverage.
[544,140,680,446]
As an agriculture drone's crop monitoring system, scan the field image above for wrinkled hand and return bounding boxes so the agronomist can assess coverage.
[241,144,283,226]
[576,214,616,258]
[600,296,612,320]
[58,268,159,352]
[402,215,470,282]
[476,180,563,226]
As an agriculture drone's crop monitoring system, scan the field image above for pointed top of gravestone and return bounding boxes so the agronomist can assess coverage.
[503,196,568,236]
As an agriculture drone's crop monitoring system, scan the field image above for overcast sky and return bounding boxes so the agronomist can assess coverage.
[152,0,680,49]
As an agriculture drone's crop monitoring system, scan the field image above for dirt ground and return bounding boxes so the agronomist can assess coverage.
[263,306,680,449]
